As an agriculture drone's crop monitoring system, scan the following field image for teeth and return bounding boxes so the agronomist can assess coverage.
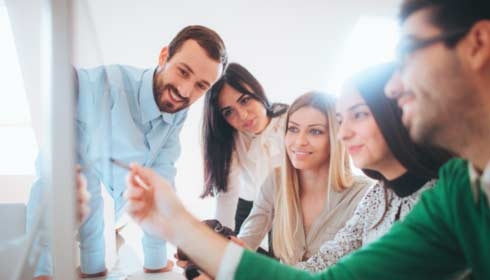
[169,89,181,102]
[294,151,310,155]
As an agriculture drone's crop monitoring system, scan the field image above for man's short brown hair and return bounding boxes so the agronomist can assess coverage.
[167,25,228,71]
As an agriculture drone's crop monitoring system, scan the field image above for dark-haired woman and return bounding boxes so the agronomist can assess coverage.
[201,62,288,233]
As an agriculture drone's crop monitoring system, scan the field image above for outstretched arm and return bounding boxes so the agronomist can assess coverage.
[126,163,230,277]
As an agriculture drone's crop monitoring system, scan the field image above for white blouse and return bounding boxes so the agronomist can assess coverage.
[296,179,436,272]
[214,113,287,229]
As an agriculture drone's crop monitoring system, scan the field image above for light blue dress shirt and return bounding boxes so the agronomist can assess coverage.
[27,65,187,276]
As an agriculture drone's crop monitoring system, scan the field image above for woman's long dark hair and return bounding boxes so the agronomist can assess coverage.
[350,63,452,182]
[201,62,288,197]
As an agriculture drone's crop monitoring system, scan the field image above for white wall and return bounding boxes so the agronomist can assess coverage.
[2,0,401,218]
[72,0,401,218]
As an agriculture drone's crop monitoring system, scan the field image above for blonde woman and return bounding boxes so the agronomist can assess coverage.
[236,92,371,264]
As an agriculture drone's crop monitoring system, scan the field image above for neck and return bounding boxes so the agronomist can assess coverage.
[444,83,490,170]
[459,133,490,171]
[375,158,407,181]
[255,116,272,135]
[452,106,490,170]
[298,164,329,195]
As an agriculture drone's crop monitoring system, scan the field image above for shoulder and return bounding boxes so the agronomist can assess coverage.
[356,181,387,224]
[357,181,385,208]
[106,65,148,84]
[351,175,376,191]
[339,175,374,203]
[268,112,288,134]
[438,158,468,179]
[76,64,148,85]
[407,158,470,224]
[362,181,385,198]
[429,158,471,202]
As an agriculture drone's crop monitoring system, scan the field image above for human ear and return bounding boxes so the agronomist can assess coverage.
[158,46,169,66]
[464,20,490,71]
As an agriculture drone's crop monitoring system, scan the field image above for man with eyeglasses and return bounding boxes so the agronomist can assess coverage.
[123,0,490,279]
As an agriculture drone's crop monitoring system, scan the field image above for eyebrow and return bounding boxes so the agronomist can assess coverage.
[236,94,248,103]
[288,120,327,128]
[179,63,211,88]
[219,106,231,114]
[348,103,369,111]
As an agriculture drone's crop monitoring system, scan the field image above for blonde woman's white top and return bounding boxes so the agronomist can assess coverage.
[215,113,287,229]
[296,179,436,272]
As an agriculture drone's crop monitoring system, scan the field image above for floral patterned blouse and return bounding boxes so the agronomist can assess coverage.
[296,179,436,272]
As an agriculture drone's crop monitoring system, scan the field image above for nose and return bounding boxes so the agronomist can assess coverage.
[384,71,404,100]
[236,107,248,121]
[295,131,309,146]
[337,120,353,142]
[178,81,193,98]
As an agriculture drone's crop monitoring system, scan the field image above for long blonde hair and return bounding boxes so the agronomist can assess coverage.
[272,91,353,264]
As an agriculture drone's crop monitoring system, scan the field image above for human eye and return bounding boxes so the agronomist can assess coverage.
[309,128,324,135]
[178,67,189,78]
[196,82,208,91]
[221,108,234,119]
[287,125,299,133]
[239,96,251,106]
[354,111,369,120]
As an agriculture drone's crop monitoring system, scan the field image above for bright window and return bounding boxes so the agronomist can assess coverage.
[0,2,38,175]
[326,16,400,95]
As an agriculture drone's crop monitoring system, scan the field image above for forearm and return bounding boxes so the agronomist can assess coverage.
[78,193,106,274]
[236,250,330,280]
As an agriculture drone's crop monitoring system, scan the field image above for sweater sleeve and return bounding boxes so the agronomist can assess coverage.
[237,174,275,250]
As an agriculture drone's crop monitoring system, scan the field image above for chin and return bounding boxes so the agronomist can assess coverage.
[293,162,313,171]
[352,159,367,170]
[406,117,428,143]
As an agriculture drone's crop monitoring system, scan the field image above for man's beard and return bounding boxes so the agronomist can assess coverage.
[153,82,190,113]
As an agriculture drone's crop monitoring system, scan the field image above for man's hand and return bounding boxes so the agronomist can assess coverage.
[125,163,187,242]
[76,169,90,224]
[34,276,52,280]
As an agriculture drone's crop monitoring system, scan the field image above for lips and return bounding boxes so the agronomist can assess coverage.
[166,88,180,103]
[348,145,363,155]
[292,150,312,160]
[396,92,415,111]
[243,119,255,130]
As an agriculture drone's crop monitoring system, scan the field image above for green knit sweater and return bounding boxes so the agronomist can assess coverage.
[234,159,490,279]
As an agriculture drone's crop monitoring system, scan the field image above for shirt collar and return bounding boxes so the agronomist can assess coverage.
[139,68,174,125]
[468,161,490,203]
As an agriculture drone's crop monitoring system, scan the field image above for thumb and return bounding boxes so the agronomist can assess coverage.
[129,163,156,183]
